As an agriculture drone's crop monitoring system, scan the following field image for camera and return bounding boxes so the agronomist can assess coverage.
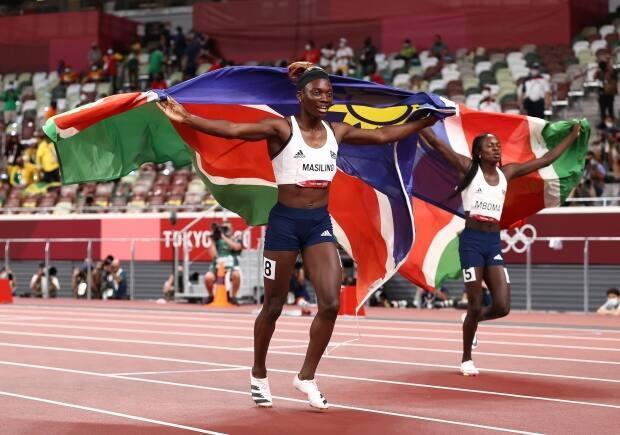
[211,222,222,241]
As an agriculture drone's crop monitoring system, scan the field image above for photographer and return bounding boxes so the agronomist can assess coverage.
[204,221,243,304]
[30,263,60,298]
[102,259,128,300]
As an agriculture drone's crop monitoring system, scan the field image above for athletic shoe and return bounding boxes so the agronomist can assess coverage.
[460,360,480,376]
[461,312,478,350]
[250,375,273,407]
[293,375,328,409]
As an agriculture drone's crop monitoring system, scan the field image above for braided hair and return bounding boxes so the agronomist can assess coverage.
[452,133,501,197]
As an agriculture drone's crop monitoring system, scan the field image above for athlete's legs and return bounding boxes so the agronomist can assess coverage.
[252,250,298,378]
[298,242,342,380]
[462,266,484,363]
[481,265,511,321]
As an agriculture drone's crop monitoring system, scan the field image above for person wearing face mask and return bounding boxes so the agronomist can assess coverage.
[359,37,377,76]
[478,86,501,113]
[302,40,321,64]
[319,42,335,72]
[333,37,353,76]
[518,62,551,119]
[583,150,606,197]
[595,61,618,127]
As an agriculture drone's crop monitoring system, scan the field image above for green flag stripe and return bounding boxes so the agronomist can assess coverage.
[542,119,590,203]
[49,103,192,185]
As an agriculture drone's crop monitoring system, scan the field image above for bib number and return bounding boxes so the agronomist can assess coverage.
[263,257,276,280]
[463,267,476,283]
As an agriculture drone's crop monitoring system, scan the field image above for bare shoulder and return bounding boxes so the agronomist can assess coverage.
[329,122,352,143]
[259,117,291,140]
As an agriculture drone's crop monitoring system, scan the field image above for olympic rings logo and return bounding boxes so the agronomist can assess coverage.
[500,224,537,254]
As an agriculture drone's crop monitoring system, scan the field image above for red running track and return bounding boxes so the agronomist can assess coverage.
[0,299,618,434]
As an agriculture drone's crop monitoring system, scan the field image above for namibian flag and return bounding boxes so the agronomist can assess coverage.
[400,105,589,291]
[43,66,456,306]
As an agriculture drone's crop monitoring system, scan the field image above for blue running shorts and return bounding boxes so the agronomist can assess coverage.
[264,203,337,251]
[459,228,504,269]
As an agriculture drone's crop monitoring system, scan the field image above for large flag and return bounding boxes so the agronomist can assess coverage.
[44,66,456,305]
[400,105,589,291]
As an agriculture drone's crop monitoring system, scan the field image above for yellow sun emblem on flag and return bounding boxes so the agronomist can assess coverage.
[329,104,420,130]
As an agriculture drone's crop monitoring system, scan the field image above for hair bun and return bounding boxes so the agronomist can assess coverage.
[288,61,315,82]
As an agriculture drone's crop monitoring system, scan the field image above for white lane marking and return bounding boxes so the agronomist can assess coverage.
[0,330,618,367]
[2,305,618,335]
[0,360,542,434]
[0,390,225,434]
[1,341,619,386]
[112,367,248,376]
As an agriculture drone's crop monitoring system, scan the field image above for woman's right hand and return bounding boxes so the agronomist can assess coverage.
[156,96,191,124]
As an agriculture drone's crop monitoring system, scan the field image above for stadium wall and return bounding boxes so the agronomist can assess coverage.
[0,11,136,74]
[194,0,608,63]
[0,208,617,265]
[0,213,262,263]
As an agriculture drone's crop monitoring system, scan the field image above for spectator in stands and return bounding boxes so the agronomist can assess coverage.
[320,42,336,72]
[4,131,20,166]
[102,259,128,300]
[302,40,321,64]
[103,48,118,93]
[56,59,66,78]
[333,37,353,75]
[359,37,377,76]
[150,73,167,90]
[204,221,243,304]
[30,264,60,298]
[184,32,201,79]
[478,86,501,113]
[397,38,418,65]
[8,156,37,186]
[61,66,78,85]
[0,266,16,295]
[149,45,165,82]
[597,288,620,316]
[44,101,57,122]
[584,150,607,197]
[430,34,448,59]
[88,42,103,68]
[369,66,385,85]
[596,60,617,127]
[172,26,187,69]
[84,65,103,84]
[518,62,551,119]
[126,53,139,90]
[410,75,426,92]
[2,86,17,125]
[36,131,60,183]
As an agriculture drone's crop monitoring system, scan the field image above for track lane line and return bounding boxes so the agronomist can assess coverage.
[0,360,543,435]
[0,330,617,366]
[0,390,225,434]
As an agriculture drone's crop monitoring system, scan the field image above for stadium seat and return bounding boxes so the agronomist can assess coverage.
[392,73,411,89]
[52,201,73,215]
[475,61,492,76]
[3,73,17,89]
[572,40,590,55]
[96,82,111,98]
[465,93,483,109]
[600,24,616,39]
[196,63,212,76]
[590,39,607,54]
